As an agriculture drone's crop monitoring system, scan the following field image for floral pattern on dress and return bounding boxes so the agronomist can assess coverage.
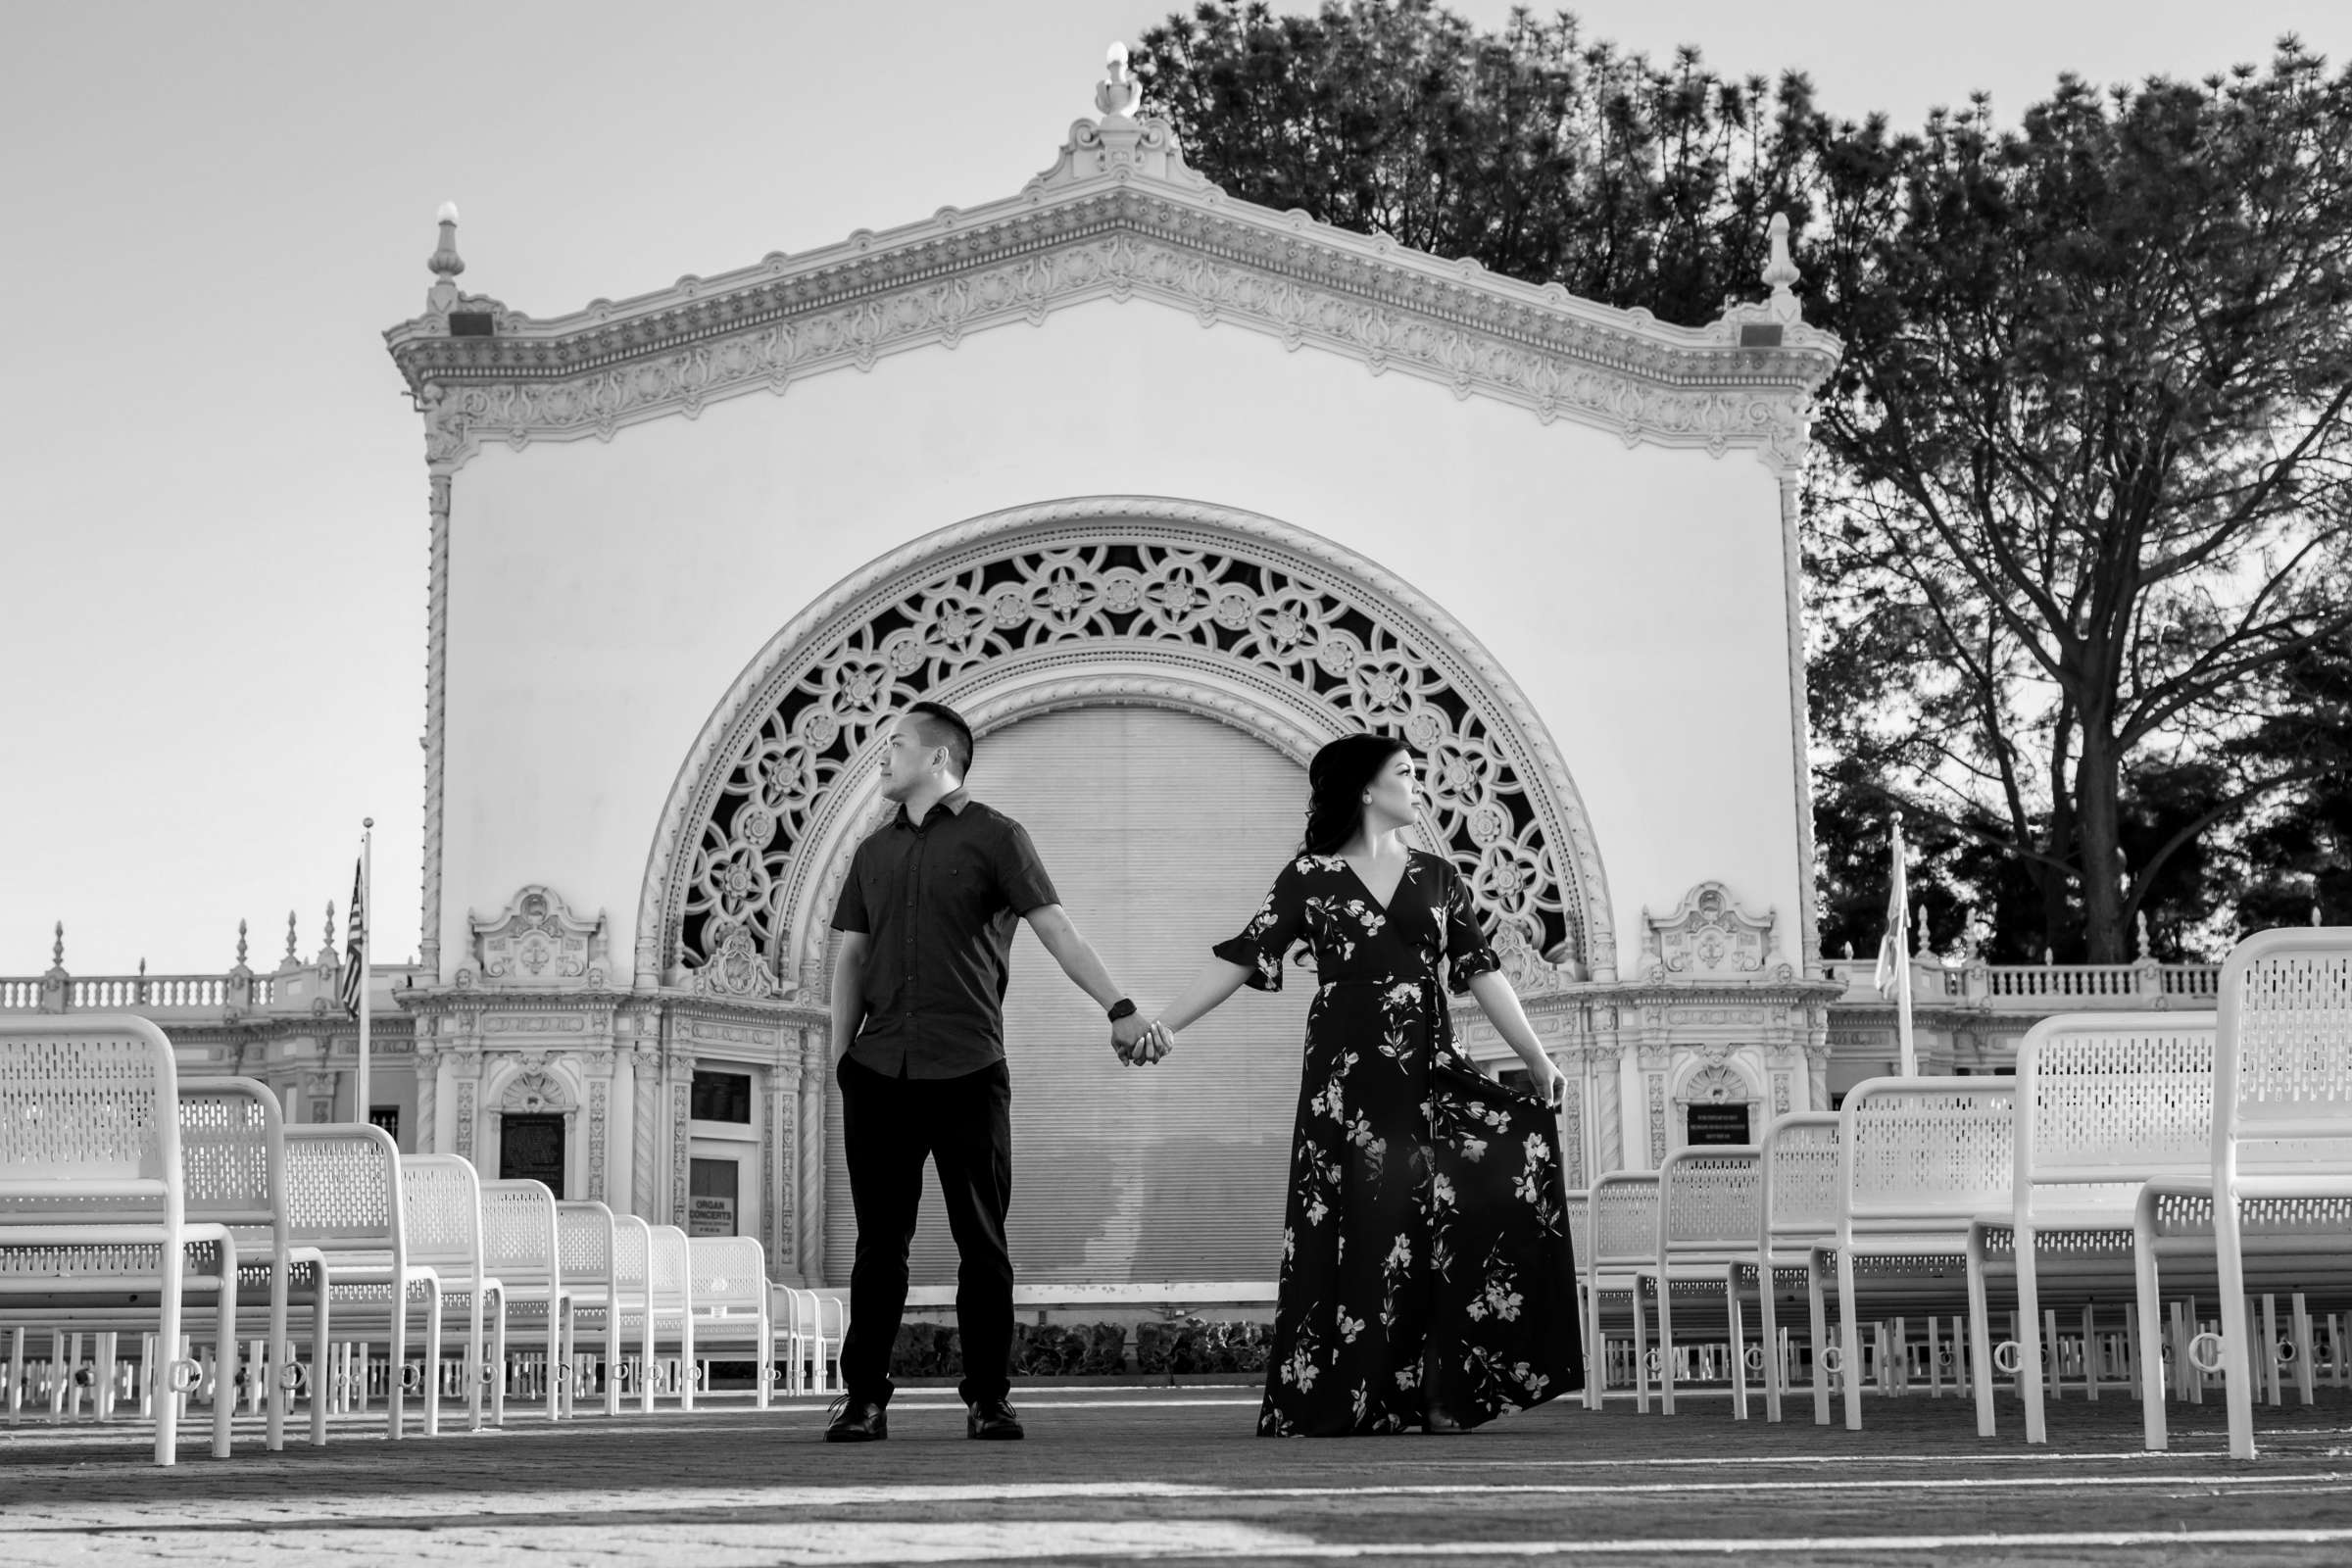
[1214,851,1583,1437]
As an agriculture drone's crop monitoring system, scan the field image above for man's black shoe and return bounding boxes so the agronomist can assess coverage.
[966,1396,1025,1440]
[825,1394,888,1443]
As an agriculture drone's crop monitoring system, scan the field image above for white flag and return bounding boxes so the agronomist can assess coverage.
[1874,818,1909,1000]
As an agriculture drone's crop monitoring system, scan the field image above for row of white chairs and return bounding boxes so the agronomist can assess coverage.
[1566,924,2352,1460]
[0,1015,840,1464]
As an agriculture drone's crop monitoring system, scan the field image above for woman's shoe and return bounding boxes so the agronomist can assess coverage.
[1421,1405,1473,1435]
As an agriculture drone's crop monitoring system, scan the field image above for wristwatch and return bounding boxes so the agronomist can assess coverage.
[1106,998,1138,1022]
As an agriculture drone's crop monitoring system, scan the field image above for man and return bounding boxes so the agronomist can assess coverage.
[825,699,1159,1442]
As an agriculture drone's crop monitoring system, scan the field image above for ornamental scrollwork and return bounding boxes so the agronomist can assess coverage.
[666,525,1599,988]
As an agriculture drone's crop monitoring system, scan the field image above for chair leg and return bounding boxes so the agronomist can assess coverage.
[421,1291,445,1440]
[1807,1252,1832,1427]
[1728,1268,1750,1421]
[1837,1250,1863,1432]
[2214,1197,2257,1461]
[1655,1274,1677,1416]
[2017,1225,2048,1445]
[310,1276,331,1446]
[2293,1295,2316,1405]
[1631,1280,1651,1415]
[2261,1295,2282,1408]
[1757,1265,1784,1424]
[212,1243,241,1459]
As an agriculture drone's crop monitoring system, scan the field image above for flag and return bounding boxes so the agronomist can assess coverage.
[340,858,367,1018]
[1874,818,1909,1000]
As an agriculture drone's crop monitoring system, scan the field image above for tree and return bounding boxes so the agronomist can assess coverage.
[1139,4,2352,961]
[1134,0,1819,326]
[1804,48,2352,959]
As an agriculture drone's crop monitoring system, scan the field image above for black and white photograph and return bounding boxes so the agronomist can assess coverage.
[4,1,2351,1562]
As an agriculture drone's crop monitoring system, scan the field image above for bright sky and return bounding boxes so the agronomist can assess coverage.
[4,1,2342,976]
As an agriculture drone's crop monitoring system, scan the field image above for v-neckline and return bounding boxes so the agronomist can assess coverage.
[1339,852,1410,914]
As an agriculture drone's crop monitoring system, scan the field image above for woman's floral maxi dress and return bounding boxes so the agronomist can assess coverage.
[1215,850,1584,1437]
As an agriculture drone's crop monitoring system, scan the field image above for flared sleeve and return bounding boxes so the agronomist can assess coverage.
[1213,857,1310,992]
[1442,859,1504,996]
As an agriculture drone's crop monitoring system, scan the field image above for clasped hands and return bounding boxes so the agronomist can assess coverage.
[1110,1011,1175,1067]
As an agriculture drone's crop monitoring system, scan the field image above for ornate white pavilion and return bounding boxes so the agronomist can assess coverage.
[19,56,1880,1290]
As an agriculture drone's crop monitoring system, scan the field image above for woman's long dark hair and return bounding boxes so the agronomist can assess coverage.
[1301,733,1412,857]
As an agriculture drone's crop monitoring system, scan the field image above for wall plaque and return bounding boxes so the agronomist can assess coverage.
[1687,1102,1751,1146]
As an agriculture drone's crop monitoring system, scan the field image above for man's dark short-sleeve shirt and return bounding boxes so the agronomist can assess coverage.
[830,789,1060,1079]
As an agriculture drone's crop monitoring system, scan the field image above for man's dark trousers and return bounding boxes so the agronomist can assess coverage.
[836,1055,1014,1407]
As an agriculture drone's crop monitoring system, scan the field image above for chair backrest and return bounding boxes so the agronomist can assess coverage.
[649,1224,689,1311]
[1760,1112,1839,1248]
[1563,1190,1590,1265]
[2216,927,2352,1166]
[1657,1146,1760,1256]
[770,1283,820,1337]
[556,1200,617,1291]
[612,1214,652,1295]
[283,1124,402,1254]
[0,1015,182,1215]
[1839,1078,2015,1224]
[2015,1012,2214,1195]
[180,1077,287,1263]
[401,1152,483,1280]
[687,1236,767,1315]
[1589,1172,1660,1267]
[480,1178,559,1288]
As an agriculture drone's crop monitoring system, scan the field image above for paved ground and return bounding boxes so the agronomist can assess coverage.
[5,1384,2351,1565]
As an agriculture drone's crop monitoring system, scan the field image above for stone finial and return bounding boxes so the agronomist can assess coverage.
[429,202,465,280]
[1762,212,1802,324]
[51,920,64,969]
[2316,903,2326,927]
[428,201,465,312]
[1095,40,1143,120]
[234,918,249,969]
[285,909,299,963]
[2134,909,2150,959]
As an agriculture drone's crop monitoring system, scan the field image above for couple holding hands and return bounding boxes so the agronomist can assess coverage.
[824,701,1582,1445]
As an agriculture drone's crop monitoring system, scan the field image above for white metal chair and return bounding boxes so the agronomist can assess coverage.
[1820,1077,2015,1432]
[647,1224,696,1410]
[282,1123,437,1438]
[608,1215,659,1412]
[686,1236,772,1407]
[0,1016,244,1465]
[480,1178,567,1422]
[555,1200,623,1416]
[1976,1011,2215,1445]
[2136,926,2352,1459]
[1580,1171,1662,1410]
[1753,1113,1838,1424]
[1651,1144,1762,1418]
[400,1153,497,1433]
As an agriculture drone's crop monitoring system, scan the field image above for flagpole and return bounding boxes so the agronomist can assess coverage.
[1892,813,1917,1078]
[358,817,373,1124]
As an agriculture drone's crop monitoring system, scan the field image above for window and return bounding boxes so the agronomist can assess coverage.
[691,1069,751,1124]
[369,1105,401,1140]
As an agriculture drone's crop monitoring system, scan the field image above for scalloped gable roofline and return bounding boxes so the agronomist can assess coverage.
[384,95,1840,473]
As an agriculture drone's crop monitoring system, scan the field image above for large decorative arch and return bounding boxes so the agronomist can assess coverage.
[634,497,1617,993]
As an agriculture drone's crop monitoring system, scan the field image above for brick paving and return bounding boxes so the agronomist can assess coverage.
[4,1384,2351,1565]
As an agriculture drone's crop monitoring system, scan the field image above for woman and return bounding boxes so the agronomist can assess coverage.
[1138,732,1584,1436]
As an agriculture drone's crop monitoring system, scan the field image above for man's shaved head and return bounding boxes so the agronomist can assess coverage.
[906,700,974,777]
